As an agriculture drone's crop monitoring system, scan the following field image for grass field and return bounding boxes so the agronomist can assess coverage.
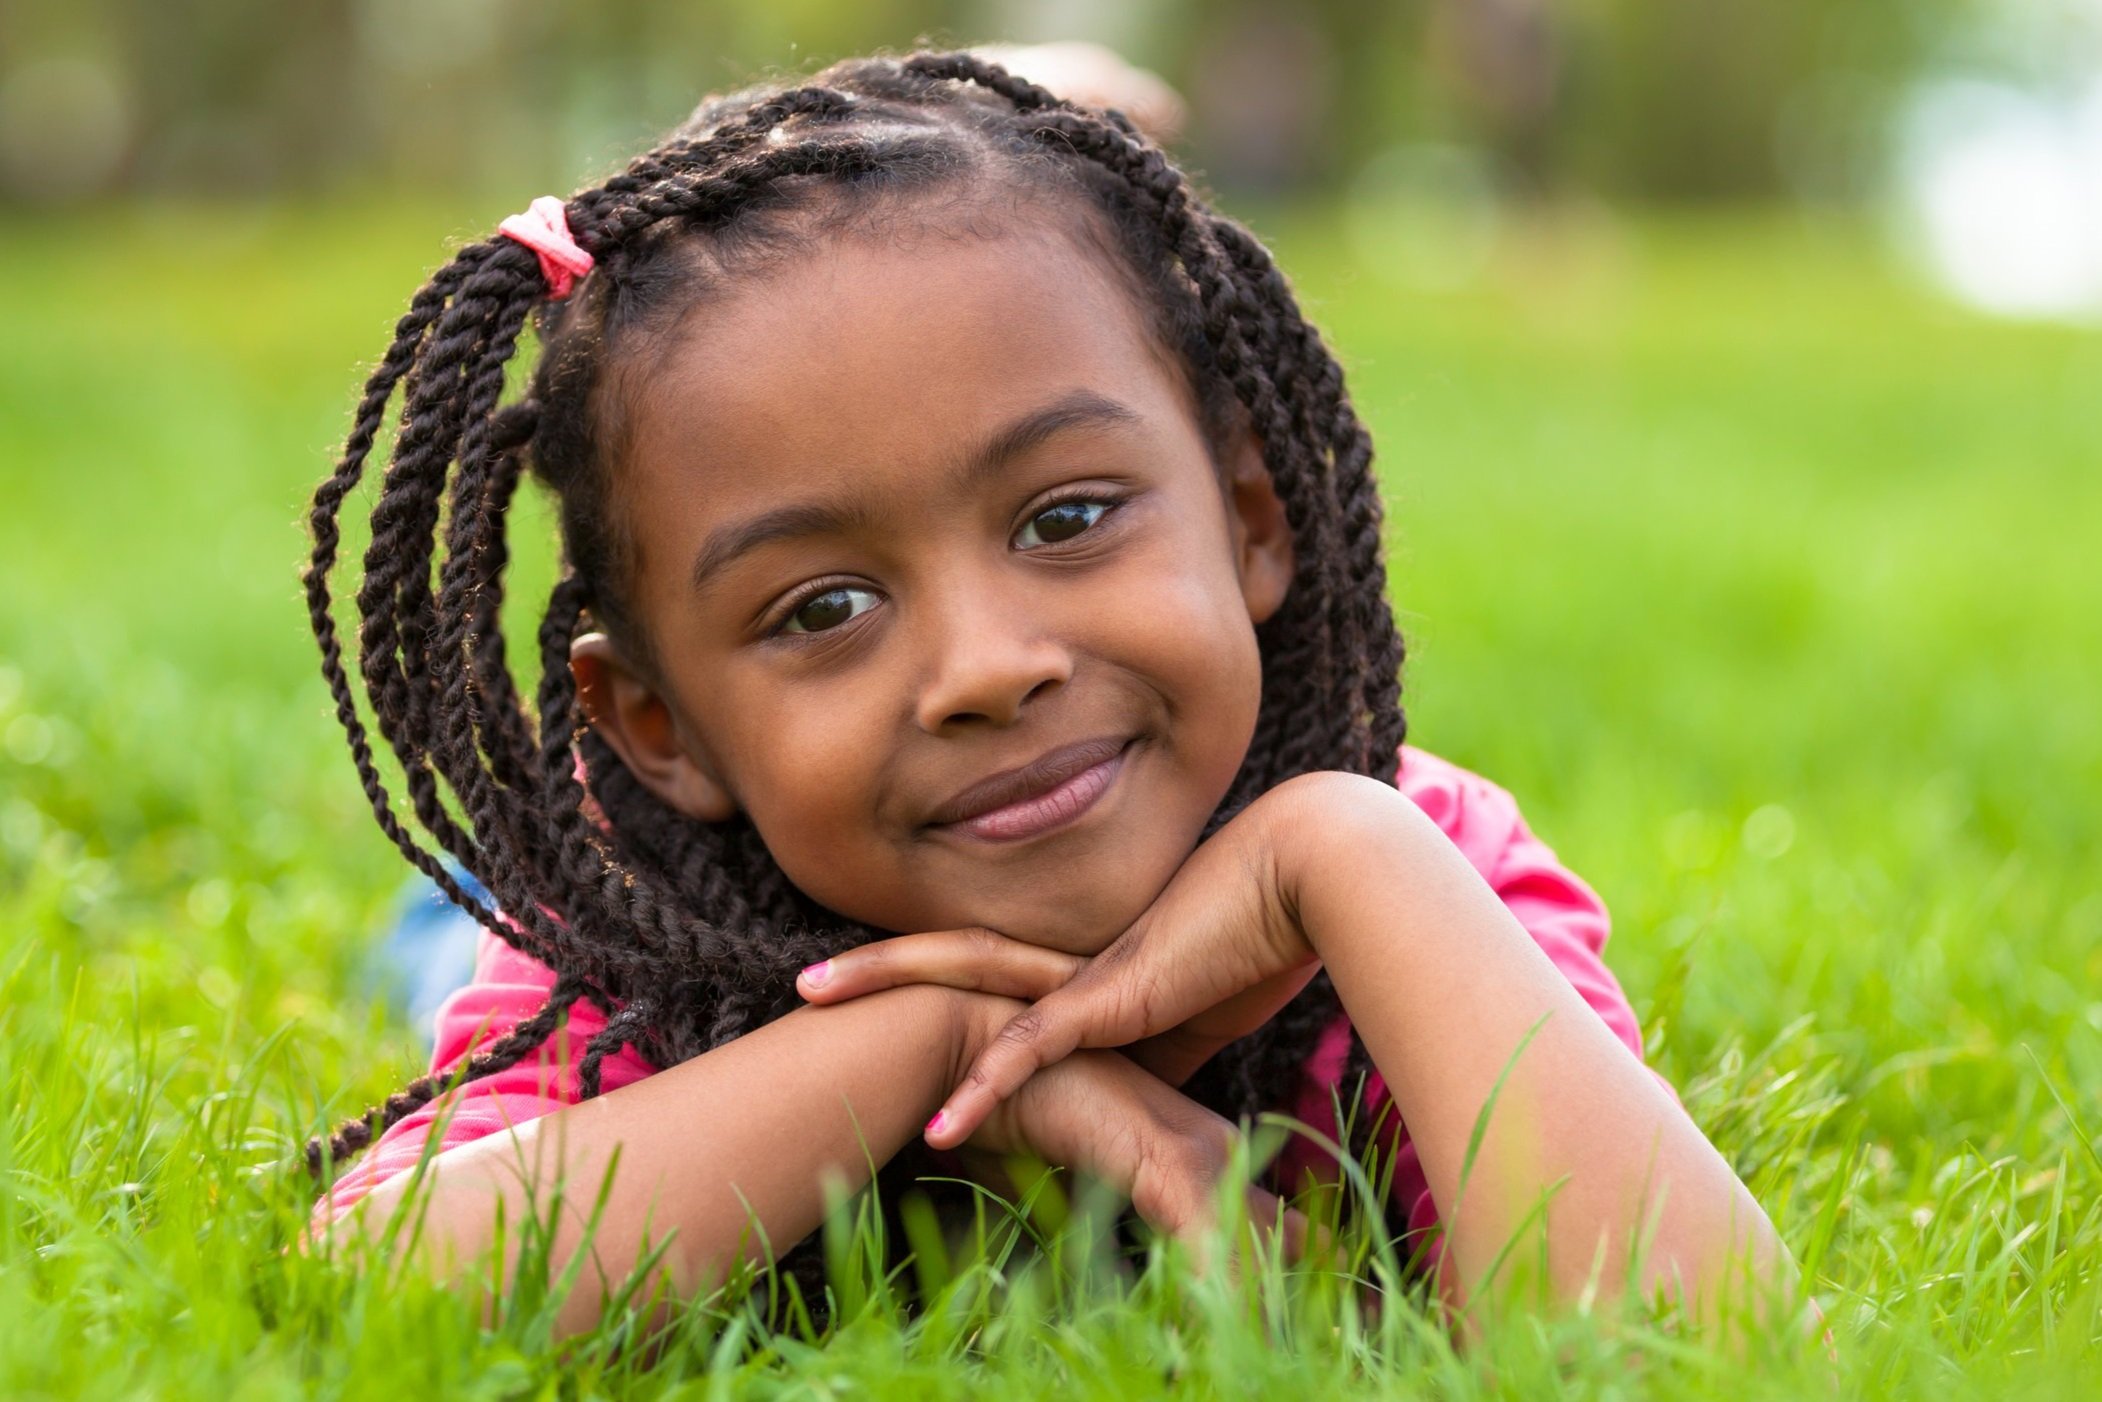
[1,199,2098,1397]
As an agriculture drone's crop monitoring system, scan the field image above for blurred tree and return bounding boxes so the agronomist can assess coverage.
[1426,0,1566,195]
[1556,0,1972,201]
[0,0,1977,205]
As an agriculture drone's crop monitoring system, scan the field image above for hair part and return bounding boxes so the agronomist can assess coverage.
[303,50,1406,1254]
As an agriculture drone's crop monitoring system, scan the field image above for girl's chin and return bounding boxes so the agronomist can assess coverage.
[817,834,1195,953]
[941,897,1142,956]
[819,898,1127,955]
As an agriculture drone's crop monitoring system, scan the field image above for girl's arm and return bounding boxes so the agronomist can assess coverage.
[1280,774,1783,1319]
[919,772,1789,1326]
[323,985,1268,1337]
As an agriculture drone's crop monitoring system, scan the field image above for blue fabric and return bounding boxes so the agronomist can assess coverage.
[364,866,488,1049]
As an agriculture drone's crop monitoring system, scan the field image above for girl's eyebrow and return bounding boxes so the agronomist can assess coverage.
[949,389,1141,494]
[688,390,1142,596]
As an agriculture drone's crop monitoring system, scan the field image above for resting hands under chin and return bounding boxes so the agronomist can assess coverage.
[801,774,1352,1150]
[940,992,1305,1253]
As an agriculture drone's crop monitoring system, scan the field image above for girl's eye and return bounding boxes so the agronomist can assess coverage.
[1016,500,1111,549]
[780,586,879,635]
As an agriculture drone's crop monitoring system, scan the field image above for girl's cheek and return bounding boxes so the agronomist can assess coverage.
[1169,568,1266,761]
[743,695,891,828]
[1137,561,1263,687]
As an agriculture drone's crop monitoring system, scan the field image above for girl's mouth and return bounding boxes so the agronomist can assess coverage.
[927,736,1134,844]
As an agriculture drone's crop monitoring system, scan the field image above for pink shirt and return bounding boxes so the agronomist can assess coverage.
[312,747,1651,1240]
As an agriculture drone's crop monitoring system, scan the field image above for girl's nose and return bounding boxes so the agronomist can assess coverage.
[913,582,1073,733]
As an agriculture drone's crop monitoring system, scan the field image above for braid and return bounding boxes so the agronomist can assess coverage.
[306,50,1404,1187]
[305,258,509,930]
[306,974,589,1179]
[459,401,541,795]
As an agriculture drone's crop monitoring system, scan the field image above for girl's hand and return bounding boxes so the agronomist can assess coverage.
[909,774,1344,1151]
[962,1035,1301,1251]
[946,992,1311,1258]
[796,927,1316,1088]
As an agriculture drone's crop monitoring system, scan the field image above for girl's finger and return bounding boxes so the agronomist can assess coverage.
[928,926,1222,1145]
[925,988,1102,1147]
[796,928,1082,1004]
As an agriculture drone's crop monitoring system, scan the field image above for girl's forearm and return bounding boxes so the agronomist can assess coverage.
[1284,773,1787,1322]
[332,985,970,1335]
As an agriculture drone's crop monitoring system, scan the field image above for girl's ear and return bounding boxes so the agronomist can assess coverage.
[569,634,739,823]
[1222,427,1294,625]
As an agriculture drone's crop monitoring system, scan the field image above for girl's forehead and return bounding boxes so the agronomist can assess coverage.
[616,225,1193,510]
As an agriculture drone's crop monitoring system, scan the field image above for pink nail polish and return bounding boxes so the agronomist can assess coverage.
[926,1111,947,1136]
[800,961,830,989]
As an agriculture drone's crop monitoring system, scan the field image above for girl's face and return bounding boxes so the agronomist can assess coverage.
[571,220,1294,954]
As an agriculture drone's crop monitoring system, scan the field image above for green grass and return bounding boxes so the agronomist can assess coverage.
[2,198,2098,1397]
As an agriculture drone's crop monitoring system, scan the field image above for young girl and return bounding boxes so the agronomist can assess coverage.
[306,50,1786,1335]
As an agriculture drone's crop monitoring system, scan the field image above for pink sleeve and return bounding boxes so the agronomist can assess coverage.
[1275,747,1661,1268]
[1394,748,1645,1061]
[310,931,658,1228]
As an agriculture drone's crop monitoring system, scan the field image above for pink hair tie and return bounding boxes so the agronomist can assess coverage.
[497,196,594,299]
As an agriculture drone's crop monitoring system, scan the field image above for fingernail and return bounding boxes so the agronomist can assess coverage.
[800,961,830,989]
[925,1111,947,1136]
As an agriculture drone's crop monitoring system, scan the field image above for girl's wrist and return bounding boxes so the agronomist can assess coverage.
[810,984,1015,1113]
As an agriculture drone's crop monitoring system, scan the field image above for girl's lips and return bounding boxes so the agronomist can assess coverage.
[935,740,1132,843]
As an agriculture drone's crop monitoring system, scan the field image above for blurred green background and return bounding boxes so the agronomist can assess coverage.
[2,2,2101,1396]
[0,0,2087,203]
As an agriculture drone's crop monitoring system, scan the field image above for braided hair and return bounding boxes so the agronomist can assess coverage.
[304,51,1406,1193]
